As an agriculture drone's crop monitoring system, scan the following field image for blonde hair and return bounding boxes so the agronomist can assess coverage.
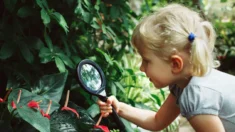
[131,4,219,76]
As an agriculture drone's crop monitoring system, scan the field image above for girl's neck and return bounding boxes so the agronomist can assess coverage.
[175,76,192,89]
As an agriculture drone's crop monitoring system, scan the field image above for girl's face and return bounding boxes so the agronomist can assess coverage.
[138,45,175,88]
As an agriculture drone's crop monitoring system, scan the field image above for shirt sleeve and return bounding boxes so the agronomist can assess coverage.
[178,85,223,120]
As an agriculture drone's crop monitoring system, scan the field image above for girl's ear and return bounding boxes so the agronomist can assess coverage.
[171,55,183,74]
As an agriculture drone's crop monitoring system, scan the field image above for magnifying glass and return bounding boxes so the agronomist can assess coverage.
[77,59,126,132]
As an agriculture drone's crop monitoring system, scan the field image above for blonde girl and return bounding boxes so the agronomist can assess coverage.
[97,4,235,132]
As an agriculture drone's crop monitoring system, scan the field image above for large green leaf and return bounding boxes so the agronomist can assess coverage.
[50,102,98,132]
[8,88,60,114]
[17,106,50,132]
[32,72,68,103]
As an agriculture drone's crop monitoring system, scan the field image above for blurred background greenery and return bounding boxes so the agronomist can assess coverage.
[0,0,234,131]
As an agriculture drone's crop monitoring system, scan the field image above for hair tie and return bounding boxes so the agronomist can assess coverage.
[188,32,196,42]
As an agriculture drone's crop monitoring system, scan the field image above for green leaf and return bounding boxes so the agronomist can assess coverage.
[17,106,50,132]
[91,19,100,29]
[55,57,66,72]
[32,72,68,103]
[114,82,125,93]
[25,36,44,50]
[83,0,92,11]
[82,11,92,23]
[110,6,120,19]
[101,24,107,34]
[19,41,34,63]
[44,33,53,51]
[94,0,100,11]
[96,48,113,65]
[151,94,161,106]
[41,9,50,25]
[111,82,117,96]
[86,103,100,118]
[51,12,69,34]
[36,0,49,9]
[3,0,17,12]
[220,0,227,2]
[160,89,166,100]
[17,6,35,18]
[56,53,75,69]
[39,47,53,63]
[0,42,16,59]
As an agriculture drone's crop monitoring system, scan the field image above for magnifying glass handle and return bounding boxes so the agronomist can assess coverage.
[111,106,126,132]
[99,96,126,132]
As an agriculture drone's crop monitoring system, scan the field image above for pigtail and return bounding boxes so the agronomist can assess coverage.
[201,21,220,68]
[191,38,212,76]
[190,21,219,76]
[201,21,216,53]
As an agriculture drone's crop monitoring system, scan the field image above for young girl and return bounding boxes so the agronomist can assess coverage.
[97,4,235,132]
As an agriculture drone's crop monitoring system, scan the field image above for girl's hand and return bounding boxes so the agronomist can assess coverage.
[97,95,119,117]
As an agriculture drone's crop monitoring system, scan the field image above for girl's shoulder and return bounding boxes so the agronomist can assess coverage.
[189,68,235,93]
[176,69,235,129]
[171,69,235,125]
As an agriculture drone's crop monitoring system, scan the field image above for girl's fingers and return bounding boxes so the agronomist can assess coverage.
[101,112,110,117]
[97,99,108,106]
[100,106,112,114]
[100,105,112,110]
[97,96,119,117]
[108,96,119,113]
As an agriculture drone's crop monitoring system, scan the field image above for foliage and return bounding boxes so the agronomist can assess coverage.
[1,0,234,131]
[0,0,137,131]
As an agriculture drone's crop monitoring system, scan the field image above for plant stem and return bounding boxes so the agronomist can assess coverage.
[46,100,52,114]
[3,88,12,101]
[17,90,22,104]
[64,90,70,107]
[96,113,103,126]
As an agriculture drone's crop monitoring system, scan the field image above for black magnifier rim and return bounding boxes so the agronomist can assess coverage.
[77,59,106,95]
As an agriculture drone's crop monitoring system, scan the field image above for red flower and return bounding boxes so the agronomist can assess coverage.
[11,101,16,109]
[0,98,4,103]
[27,100,40,109]
[94,125,110,132]
[61,106,79,118]
[40,110,50,119]
[40,100,52,120]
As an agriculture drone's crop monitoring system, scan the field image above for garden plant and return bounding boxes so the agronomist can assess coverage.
[0,0,234,131]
